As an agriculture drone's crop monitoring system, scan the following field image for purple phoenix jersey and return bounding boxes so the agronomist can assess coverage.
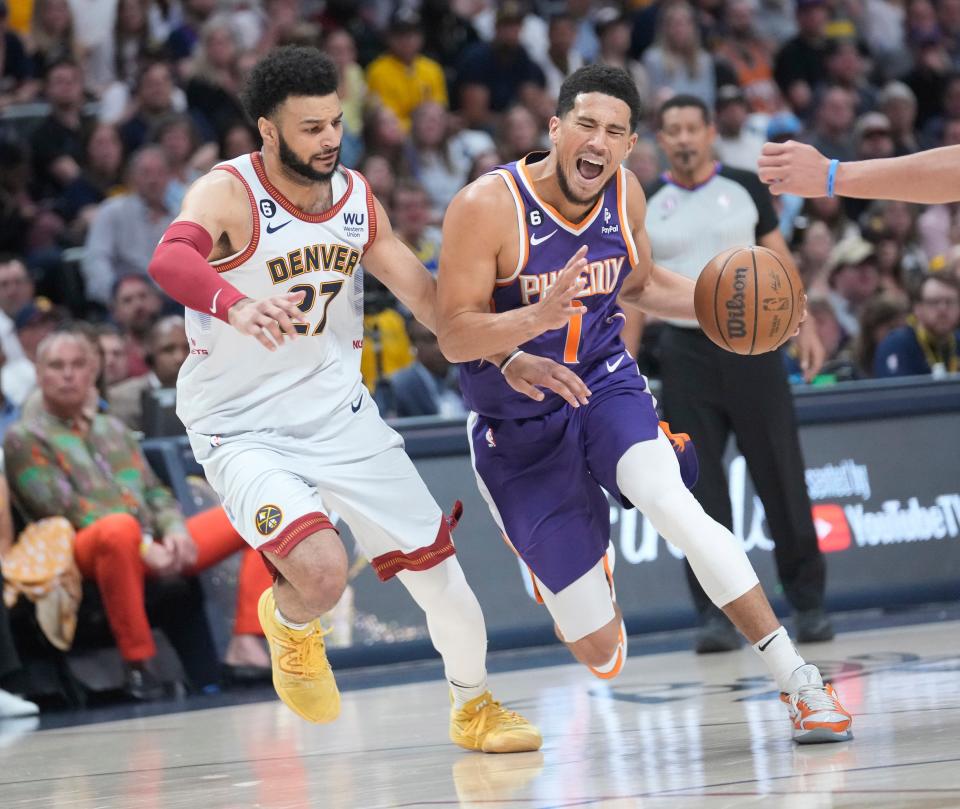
[462,154,672,594]
[458,153,643,420]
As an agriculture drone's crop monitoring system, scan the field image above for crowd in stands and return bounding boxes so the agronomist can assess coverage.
[1,0,959,716]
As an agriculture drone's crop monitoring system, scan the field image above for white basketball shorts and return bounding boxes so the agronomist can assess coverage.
[187,389,454,580]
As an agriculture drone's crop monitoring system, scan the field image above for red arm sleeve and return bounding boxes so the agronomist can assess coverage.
[148,221,247,323]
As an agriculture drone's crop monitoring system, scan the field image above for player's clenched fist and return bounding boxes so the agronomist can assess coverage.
[536,245,588,331]
[228,291,306,351]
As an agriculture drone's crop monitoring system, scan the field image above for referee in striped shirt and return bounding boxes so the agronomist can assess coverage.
[645,95,834,652]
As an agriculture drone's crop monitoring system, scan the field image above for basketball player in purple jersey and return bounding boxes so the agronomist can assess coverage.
[438,66,852,744]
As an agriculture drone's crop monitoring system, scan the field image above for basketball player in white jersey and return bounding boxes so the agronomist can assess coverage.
[146,46,543,753]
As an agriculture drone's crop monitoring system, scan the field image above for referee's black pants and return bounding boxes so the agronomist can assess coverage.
[659,325,826,619]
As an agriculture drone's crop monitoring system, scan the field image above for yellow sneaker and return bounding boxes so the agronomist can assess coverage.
[257,588,340,723]
[450,691,542,753]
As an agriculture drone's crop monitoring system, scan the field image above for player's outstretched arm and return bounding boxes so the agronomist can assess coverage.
[148,171,303,351]
[437,176,587,362]
[758,140,960,204]
[617,171,698,320]
[360,195,438,332]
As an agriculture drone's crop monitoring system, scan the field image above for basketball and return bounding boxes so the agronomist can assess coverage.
[694,245,804,355]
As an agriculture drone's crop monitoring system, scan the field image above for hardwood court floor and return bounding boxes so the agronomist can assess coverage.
[2,620,958,808]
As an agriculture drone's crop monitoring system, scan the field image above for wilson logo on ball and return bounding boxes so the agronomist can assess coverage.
[725,266,748,339]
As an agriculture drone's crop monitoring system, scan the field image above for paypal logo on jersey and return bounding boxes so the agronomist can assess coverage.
[601,207,619,235]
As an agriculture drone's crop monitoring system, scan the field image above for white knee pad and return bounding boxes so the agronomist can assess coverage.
[616,432,759,608]
[397,557,488,685]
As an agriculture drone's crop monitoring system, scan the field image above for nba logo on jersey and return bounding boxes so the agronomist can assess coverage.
[255,504,283,536]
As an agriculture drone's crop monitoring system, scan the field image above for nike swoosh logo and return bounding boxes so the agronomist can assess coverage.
[209,289,222,314]
[758,635,778,652]
[266,220,292,234]
[350,394,362,413]
[529,229,558,246]
[606,354,625,373]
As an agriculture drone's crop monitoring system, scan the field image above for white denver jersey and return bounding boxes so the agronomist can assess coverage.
[177,152,375,436]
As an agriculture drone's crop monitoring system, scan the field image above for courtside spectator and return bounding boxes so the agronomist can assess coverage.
[4,329,272,700]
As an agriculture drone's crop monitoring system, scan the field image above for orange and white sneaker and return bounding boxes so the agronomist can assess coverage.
[587,619,628,680]
[781,664,853,744]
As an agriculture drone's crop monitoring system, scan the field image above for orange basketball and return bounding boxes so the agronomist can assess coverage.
[694,245,804,355]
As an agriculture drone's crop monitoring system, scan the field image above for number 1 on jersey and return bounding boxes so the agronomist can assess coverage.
[290,281,343,335]
[563,300,585,363]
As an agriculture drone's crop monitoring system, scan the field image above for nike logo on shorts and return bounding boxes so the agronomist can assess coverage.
[606,354,625,373]
[529,229,557,246]
[266,220,292,234]
[350,394,363,413]
[210,289,222,314]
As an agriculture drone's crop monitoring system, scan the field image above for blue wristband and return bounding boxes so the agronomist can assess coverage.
[826,159,839,198]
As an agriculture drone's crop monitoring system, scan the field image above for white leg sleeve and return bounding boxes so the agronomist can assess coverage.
[616,431,759,608]
[535,558,615,643]
[396,557,488,686]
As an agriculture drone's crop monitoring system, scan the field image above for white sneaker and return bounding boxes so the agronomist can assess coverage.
[781,664,853,744]
[0,688,39,718]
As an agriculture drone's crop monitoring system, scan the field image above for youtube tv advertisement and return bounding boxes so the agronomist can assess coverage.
[337,407,960,649]
[164,380,958,654]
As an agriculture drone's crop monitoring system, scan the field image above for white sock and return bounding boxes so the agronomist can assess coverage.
[275,608,310,631]
[753,626,806,692]
[450,678,489,709]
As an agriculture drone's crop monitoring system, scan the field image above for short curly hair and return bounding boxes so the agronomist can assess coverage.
[241,46,339,123]
[557,65,642,132]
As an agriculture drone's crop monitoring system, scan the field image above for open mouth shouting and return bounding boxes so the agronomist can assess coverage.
[576,156,606,182]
